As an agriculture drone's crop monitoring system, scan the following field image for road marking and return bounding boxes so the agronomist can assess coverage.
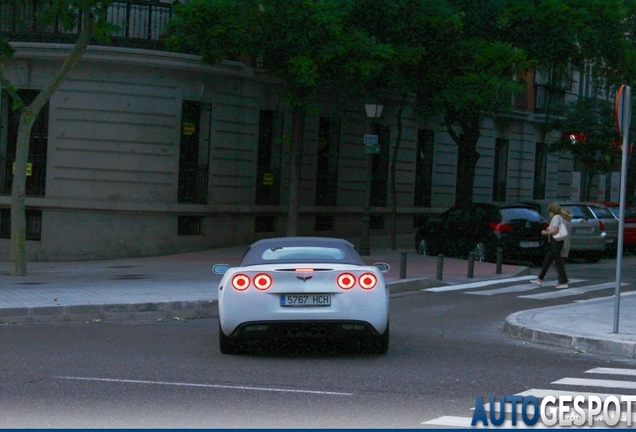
[425,276,536,292]
[586,368,636,377]
[466,283,552,296]
[519,282,628,299]
[552,377,636,390]
[55,376,353,396]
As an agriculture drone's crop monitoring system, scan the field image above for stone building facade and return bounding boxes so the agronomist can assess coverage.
[0,2,594,261]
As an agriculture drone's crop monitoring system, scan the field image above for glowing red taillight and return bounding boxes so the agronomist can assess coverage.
[337,273,356,290]
[489,221,513,232]
[232,274,250,291]
[358,272,377,290]
[253,273,273,290]
[599,220,605,231]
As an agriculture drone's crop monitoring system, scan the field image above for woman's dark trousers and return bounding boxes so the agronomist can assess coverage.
[538,238,568,284]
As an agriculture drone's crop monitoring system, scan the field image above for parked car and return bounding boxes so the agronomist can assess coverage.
[596,201,636,253]
[587,202,620,254]
[414,202,549,264]
[213,237,390,355]
[519,200,607,263]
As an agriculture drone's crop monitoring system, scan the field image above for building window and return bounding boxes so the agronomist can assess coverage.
[1,90,48,197]
[370,123,390,207]
[533,142,547,199]
[414,129,434,207]
[315,214,335,231]
[493,138,508,201]
[178,101,210,204]
[370,214,384,229]
[315,117,340,206]
[255,215,275,233]
[255,110,283,206]
[177,216,202,236]
[0,208,42,240]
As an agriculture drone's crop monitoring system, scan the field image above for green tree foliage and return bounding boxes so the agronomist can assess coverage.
[550,98,623,200]
[346,0,459,248]
[1,0,114,275]
[423,0,528,205]
[166,0,393,236]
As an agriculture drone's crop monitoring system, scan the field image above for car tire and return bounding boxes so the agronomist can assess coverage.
[584,252,602,263]
[362,323,389,354]
[219,323,242,354]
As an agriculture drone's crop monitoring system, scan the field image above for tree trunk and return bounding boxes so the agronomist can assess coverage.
[446,116,481,206]
[286,108,305,237]
[389,94,407,251]
[9,7,95,275]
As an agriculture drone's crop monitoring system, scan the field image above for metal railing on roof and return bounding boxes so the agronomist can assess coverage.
[0,0,176,51]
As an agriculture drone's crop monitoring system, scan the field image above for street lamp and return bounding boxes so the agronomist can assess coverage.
[359,103,384,256]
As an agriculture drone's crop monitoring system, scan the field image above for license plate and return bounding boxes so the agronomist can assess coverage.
[280,294,331,307]
[626,223,636,228]
[519,241,540,248]
[575,227,594,234]
[607,239,614,243]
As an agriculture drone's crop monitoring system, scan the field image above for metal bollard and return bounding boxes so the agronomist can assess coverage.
[437,254,444,281]
[399,251,407,279]
[496,247,503,274]
[467,251,475,278]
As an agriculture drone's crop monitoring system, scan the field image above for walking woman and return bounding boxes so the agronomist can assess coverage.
[531,203,571,289]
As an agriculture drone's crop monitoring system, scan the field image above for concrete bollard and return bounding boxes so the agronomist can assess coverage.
[467,251,475,278]
[496,247,503,274]
[437,254,444,281]
[399,251,407,279]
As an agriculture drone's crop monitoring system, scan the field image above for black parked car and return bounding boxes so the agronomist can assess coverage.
[414,203,549,264]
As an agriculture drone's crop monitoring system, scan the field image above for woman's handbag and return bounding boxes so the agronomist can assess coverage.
[553,220,569,241]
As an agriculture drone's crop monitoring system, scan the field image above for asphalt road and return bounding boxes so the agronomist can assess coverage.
[1,256,635,428]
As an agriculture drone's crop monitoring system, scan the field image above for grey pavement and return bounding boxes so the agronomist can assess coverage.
[1,234,636,359]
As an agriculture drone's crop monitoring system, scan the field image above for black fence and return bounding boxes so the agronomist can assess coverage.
[0,0,175,51]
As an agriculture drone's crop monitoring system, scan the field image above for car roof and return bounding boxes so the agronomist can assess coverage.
[239,237,365,266]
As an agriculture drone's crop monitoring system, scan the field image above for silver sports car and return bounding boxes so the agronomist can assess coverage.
[213,237,390,354]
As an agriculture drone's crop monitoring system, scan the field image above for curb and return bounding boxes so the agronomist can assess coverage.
[503,310,636,359]
[0,300,218,325]
[0,277,450,325]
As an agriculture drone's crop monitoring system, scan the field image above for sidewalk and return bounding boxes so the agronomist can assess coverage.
[2,234,636,359]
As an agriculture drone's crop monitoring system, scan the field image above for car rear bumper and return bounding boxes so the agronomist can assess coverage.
[224,320,384,340]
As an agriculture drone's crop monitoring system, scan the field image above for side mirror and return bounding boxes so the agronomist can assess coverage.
[213,264,231,274]
[373,262,390,273]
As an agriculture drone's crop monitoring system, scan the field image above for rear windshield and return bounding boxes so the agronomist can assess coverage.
[499,207,544,221]
[261,246,346,261]
[561,205,594,219]
[589,205,615,219]
[608,206,636,218]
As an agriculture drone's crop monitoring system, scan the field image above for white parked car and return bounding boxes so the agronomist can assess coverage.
[213,237,390,354]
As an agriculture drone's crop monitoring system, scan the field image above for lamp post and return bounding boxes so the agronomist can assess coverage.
[359,103,383,256]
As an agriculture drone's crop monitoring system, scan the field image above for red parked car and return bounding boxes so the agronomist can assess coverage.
[596,201,636,252]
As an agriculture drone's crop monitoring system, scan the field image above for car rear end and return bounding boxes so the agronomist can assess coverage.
[587,202,619,253]
[492,206,548,263]
[560,203,607,262]
[606,203,636,251]
[218,263,389,341]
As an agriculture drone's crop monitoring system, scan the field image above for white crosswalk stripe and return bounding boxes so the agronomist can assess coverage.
[425,277,631,301]
[420,367,636,428]
[425,275,536,292]
[519,282,629,300]
[466,279,585,296]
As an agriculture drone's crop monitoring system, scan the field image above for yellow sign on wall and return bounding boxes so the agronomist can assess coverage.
[12,162,33,176]
[263,173,274,185]
[182,122,196,136]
